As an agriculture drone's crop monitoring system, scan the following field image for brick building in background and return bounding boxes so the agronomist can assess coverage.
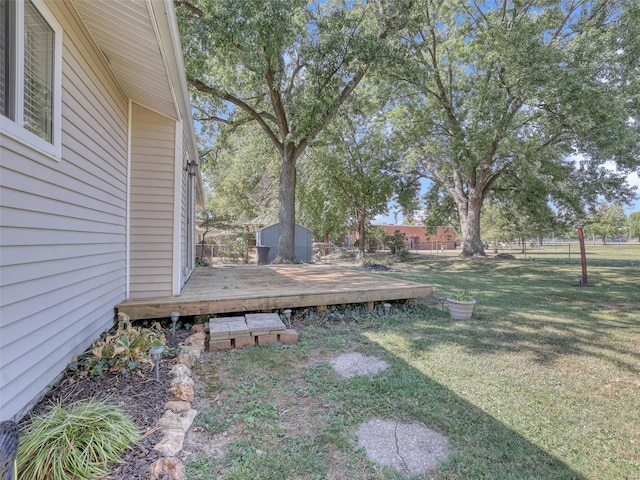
[345,225,459,251]
[376,225,459,250]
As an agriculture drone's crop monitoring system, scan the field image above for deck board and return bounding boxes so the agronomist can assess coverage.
[116,264,432,320]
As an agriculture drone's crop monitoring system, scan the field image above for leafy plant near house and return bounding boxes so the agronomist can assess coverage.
[68,314,165,377]
[17,399,140,480]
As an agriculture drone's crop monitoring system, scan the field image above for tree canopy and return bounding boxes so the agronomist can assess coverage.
[178,0,639,258]
[177,0,411,262]
[629,211,640,241]
[300,90,406,253]
[585,202,628,244]
[202,123,280,224]
[390,0,639,256]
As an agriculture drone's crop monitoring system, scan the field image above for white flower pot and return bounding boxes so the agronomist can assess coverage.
[447,298,476,320]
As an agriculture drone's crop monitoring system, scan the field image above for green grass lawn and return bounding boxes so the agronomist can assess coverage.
[186,246,640,479]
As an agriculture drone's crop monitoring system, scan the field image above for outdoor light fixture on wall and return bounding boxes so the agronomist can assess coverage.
[185,160,198,176]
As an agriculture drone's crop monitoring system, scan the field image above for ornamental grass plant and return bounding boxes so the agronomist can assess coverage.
[17,398,140,480]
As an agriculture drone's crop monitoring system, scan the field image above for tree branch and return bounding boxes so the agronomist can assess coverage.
[174,0,203,17]
[264,50,290,141]
[189,77,283,151]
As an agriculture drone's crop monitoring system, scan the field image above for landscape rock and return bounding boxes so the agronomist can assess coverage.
[154,429,185,457]
[183,332,206,352]
[169,375,195,402]
[190,324,206,334]
[175,353,193,368]
[170,364,191,377]
[157,409,198,432]
[177,345,201,364]
[149,457,186,480]
[164,400,192,412]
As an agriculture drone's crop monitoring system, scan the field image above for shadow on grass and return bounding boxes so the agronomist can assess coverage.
[302,327,588,479]
[396,303,640,376]
[383,261,640,373]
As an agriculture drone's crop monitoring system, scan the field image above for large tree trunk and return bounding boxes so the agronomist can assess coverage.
[274,151,297,263]
[458,197,486,257]
[357,216,366,255]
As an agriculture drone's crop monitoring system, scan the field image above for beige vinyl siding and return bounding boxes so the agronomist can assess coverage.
[129,103,176,298]
[0,1,128,420]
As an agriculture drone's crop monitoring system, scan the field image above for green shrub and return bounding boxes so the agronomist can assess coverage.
[365,226,386,253]
[215,230,253,263]
[383,229,408,256]
[17,399,140,480]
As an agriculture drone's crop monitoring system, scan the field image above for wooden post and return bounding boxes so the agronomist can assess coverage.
[577,227,588,287]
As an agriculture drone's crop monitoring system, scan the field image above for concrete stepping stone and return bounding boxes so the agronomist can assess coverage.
[209,316,250,339]
[357,418,450,476]
[330,352,389,378]
[245,313,286,335]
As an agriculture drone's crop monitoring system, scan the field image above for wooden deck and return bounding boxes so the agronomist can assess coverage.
[116,264,433,320]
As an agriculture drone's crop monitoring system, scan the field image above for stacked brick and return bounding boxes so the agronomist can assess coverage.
[209,313,298,351]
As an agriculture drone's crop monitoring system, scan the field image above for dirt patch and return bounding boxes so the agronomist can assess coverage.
[330,352,390,378]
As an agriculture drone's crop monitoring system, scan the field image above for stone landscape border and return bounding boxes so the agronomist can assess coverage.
[149,318,299,479]
[148,327,206,480]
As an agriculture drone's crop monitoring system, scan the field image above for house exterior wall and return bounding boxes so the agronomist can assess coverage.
[0,1,129,420]
[129,103,177,298]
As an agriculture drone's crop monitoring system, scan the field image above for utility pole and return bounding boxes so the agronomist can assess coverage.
[577,227,588,287]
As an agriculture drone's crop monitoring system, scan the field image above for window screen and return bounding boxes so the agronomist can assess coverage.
[0,0,16,120]
[23,0,54,142]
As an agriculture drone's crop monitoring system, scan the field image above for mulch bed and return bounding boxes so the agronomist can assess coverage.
[18,328,192,479]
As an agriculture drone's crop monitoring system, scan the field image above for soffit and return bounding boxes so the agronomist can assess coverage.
[72,0,178,119]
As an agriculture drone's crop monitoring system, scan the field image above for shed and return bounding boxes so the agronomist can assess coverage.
[256,223,313,263]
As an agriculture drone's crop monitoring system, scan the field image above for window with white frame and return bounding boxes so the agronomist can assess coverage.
[1,0,61,158]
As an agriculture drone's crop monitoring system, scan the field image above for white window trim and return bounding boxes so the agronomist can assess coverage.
[0,0,62,160]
